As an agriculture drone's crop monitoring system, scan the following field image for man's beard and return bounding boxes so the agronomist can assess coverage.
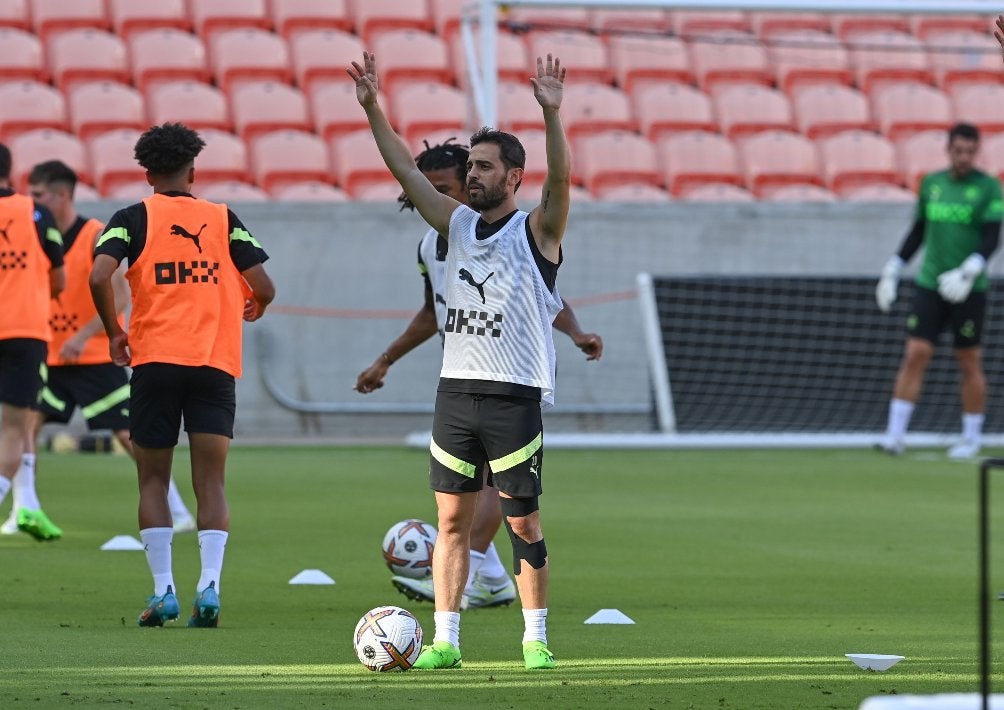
[468,180,507,211]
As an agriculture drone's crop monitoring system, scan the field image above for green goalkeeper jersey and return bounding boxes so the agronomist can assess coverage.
[914,168,1003,292]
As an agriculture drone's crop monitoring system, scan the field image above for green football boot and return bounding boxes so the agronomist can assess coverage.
[523,641,556,670]
[412,641,462,669]
[16,507,62,541]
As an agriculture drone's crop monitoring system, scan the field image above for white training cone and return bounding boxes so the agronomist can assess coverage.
[846,653,904,671]
[584,609,635,624]
[289,569,336,585]
[859,693,1004,709]
[100,535,144,551]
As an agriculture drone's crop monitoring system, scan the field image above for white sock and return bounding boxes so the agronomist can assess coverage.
[963,412,985,444]
[433,611,461,647]
[0,476,11,507]
[167,478,191,519]
[477,542,508,584]
[522,608,548,644]
[196,530,228,593]
[140,527,175,596]
[464,550,486,593]
[885,398,915,443]
[14,453,39,509]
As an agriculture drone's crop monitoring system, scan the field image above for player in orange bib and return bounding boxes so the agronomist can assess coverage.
[90,123,275,628]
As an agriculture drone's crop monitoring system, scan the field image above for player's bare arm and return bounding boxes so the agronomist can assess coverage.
[348,52,460,235]
[62,264,130,362]
[90,253,129,366]
[553,301,603,361]
[49,264,65,300]
[527,54,571,264]
[356,287,439,393]
[241,263,276,322]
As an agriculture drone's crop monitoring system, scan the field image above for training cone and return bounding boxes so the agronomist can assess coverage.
[584,608,635,624]
[845,653,904,671]
[100,535,144,551]
[288,569,335,585]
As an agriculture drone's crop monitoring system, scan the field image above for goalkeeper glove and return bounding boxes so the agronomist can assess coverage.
[875,256,904,313]
[937,253,985,303]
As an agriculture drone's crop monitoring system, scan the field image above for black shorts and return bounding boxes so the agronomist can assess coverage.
[430,391,543,498]
[35,363,130,430]
[130,363,236,448]
[907,285,987,348]
[0,338,46,408]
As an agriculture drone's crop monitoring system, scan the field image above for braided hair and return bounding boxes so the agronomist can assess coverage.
[398,137,469,211]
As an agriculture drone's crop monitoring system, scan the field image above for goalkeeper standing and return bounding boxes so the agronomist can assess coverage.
[875,122,1002,458]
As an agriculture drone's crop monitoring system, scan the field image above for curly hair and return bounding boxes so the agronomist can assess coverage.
[0,142,10,181]
[133,122,206,177]
[398,137,470,212]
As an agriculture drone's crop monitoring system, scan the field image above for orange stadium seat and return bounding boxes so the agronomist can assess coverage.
[390,82,467,145]
[951,83,1004,135]
[230,81,310,142]
[496,81,545,133]
[575,130,660,193]
[331,129,395,196]
[108,181,152,201]
[290,30,363,94]
[0,81,66,141]
[740,130,821,195]
[311,81,382,142]
[129,29,209,90]
[197,180,268,202]
[88,129,145,194]
[830,14,910,39]
[591,9,669,34]
[508,130,546,185]
[503,7,590,32]
[74,182,101,201]
[763,183,838,201]
[817,129,899,194]
[516,179,591,208]
[193,128,249,184]
[67,81,145,141]
[925,30,1003,90]
[526,31,613,85]
[872,82,952,141]
[911,14,989,39]
[146,81,230,131]
[9,128,88,189]
[189,0,269,40]
[272,181,349,202]
[842,183,916,202]
[680,182,755,202]
[31,0,108,41]
[453,30,530,88]
[354,180,405,202]
[713,84,793,139]
[848,31,933,95]
[978,132,1004,181]
[748,12,829,38]
[560,83,636,139]
[371,30,451,96]
[352,0,432,43]
[608,35,693,93]
[690,30,772,92]
[0,27,45,82]
[659,130,741,195]
[270,0,351,39]
[251,129,330,192]
[896,129,948,190]
[48,29,129,93]
[792,84,872,139]
[595,183,672,202]
[430,0,463,42]
[669,11,748,37]
[632,82,715,141]
[108,0,189,40]
[768,30,853,93]
[211,29,291,92]
[0,0,28,31]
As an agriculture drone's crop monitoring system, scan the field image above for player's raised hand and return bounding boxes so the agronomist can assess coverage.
[347,51,379,106]
[996,16,1004,65]
[530,54,565,110]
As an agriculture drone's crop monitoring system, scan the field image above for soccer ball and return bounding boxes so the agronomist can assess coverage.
[353,605,423,672]
[382,519,436,579]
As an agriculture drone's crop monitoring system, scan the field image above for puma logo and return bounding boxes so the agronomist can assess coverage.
[458,268,493,304]
[170,223,206,253]
[0,219,13,243]
[435,293,446,306]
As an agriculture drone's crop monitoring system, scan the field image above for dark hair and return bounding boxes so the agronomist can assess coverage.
[469,126,525,171]
[134,122,205,177]
[0,143,10,181]
[949,122,980,144]
[28,160,78,191]
[398,137,470,212]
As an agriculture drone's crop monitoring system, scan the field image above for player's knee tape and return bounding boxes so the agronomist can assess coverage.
[500,496,546,574]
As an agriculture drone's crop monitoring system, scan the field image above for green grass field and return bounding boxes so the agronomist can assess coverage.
[2,445,1003,709]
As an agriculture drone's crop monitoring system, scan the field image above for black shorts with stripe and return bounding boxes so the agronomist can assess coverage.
[429,391,543,498]
[130,363,236,448]
[907,285,987,348]
[35,362,130,430]
[0,338,46,408]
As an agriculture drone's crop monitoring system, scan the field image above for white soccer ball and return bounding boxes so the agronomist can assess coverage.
[353,605,423,672]
[382,519,437,579]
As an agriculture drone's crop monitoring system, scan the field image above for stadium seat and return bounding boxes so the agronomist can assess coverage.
[872,82,952,141]
[371,30,451,96]
[679,182,755,202]
[739,130,821,195]
[911,14,988,39]
[272,181,349,202]
[952,83,1004,136]
[690,30,772,92]
[189,0,269,40]
[330,129,394,195]
[9,129,88,190]
[353,180,405,202]
[817,129,899,194]
[507,130,547,185]
[197,180,269,202]
[146,81,230,131]
[430,0,463,42]
[632,83,715,141]
[830,14,910,39]
[591,9,669,34]
[595,183,672,202]
[768,30,853,93]
[88,129,145,194]
[608,35,693,93]
[503,7,590,32]
[895,129,949,190]
[290,30,363,94]
[31,0,109,40]
[230,82,310,142]
[561,83,636,139]
[748,12,829,38]
[251,130,331,192]
[0,81,67,141]
[390,82,467,145]
[575,130,661,193]
[211,29,292,92]
[108,0,189,39]
[763,183,838,201]
[713,84,793,139]
[526,31,613,85]
[48,29,129,93]
[67,81,145,141]
[925,30,1002,90]
[0,27,45,82]
[842,182,916,202]
[978,132,1004,182]
[352,0,432,43]
[74,182,101,201]
[452,30,530,88]
[129,29,209,90]
[848,31,933,95]
[269,0,351,39]
[311,81,383,142]
[0,0,28,31]
[792,84,872,139]
[669,11,748,37]
[108,180,151,201]
[496,81,545,133]
[515,179,591,209]
[658,130,742,195]
[194,128,249,184]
